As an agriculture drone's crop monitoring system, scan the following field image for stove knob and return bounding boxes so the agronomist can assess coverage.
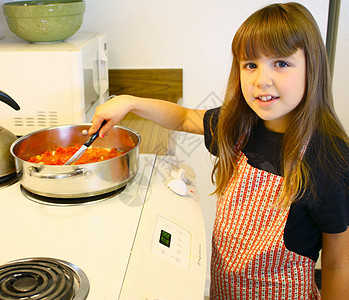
[167,168,187,196]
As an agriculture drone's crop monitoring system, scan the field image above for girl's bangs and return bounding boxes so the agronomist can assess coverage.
[235,9,304,61]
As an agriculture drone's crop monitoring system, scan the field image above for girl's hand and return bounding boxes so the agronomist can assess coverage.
[89,95,136,138]
[89,94,206,137]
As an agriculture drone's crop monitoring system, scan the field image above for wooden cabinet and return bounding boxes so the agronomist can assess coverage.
[108,69,183,155]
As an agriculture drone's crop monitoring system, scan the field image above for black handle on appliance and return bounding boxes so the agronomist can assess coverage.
[84,120,107,147]
[0,90,20,111]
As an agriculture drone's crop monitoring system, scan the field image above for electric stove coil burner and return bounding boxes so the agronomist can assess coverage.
[0,173,18,189]
[20,185,127,206]
[0,257,89,300]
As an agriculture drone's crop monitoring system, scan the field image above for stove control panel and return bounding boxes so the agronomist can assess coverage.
[152,215,191,269]
[119,156,206,300]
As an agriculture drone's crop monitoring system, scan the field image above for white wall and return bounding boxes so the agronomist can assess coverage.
[0,0,331,296]
[333,0,349,134]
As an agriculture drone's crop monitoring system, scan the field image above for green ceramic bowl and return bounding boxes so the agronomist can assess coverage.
[3,0,85,43]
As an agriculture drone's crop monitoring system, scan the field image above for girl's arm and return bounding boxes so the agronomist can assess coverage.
[89,95,206,137]
[321,228,349,299]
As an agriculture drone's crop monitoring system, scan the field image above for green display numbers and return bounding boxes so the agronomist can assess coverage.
[159,230,171,248]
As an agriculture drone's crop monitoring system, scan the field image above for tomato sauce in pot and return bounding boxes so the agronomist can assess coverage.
[27,144,126,165]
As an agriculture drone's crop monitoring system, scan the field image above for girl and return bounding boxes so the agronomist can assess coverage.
[90,2,349,299]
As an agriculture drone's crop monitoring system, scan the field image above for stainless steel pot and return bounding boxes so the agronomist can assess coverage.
[11,124,141,198]
[0,91,20,178]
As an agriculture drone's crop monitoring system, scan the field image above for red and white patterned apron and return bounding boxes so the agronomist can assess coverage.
[210,152,321,299]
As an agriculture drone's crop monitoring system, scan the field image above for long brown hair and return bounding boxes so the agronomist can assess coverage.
[212,2,348,206]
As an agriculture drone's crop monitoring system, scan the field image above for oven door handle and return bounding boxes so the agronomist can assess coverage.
[27,166,91,179]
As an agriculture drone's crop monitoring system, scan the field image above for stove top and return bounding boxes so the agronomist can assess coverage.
[20,185,127,206]
[0,154,157,299]
[0,257,89,300]
[0,154,207,299]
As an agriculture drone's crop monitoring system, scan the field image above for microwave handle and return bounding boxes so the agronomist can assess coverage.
[97,45,109,96]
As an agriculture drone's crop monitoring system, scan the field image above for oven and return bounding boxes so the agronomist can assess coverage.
[0,154,206,299]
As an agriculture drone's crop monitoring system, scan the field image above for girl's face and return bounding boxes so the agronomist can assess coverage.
[240,48,306,132]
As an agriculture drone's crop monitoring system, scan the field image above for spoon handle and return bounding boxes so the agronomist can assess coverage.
[84,120,107,147]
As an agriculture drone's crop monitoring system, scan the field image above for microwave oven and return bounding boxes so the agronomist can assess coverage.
[0,32,108,136]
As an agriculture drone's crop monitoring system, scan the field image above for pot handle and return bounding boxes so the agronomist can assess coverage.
[27,166,91,179]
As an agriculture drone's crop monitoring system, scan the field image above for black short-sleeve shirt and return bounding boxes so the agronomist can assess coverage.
[204,107,349,262]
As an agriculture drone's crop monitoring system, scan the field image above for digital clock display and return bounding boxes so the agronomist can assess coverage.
[159,229,171,247]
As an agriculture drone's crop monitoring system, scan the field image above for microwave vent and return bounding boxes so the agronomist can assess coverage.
[14,111,59,128]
